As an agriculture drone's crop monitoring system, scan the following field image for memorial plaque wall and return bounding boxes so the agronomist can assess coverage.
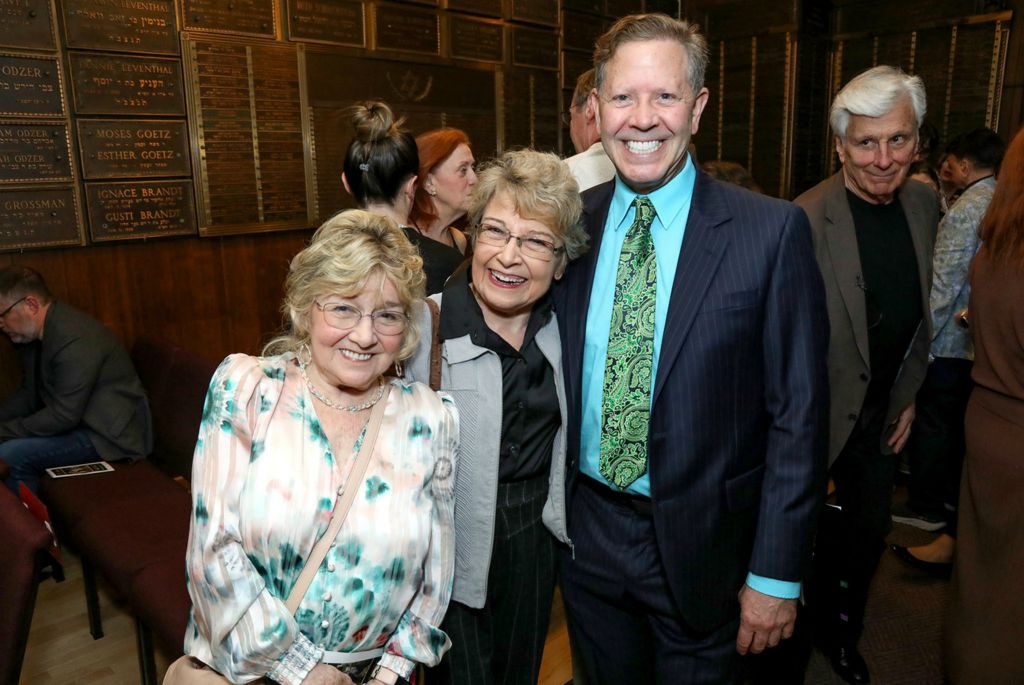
[62,0,178,54]
[78,120,190,179]
[374,4,440,55]
[0,0,55,51]
[0,53,65,118]
[449,16,503,63]
[504,69,558,152]
[512,26,558,70]
[69,53,184,116]
[183,0,276,37]
[0,186,83,250]
[184,38,310,235]
[510,0,558,27]
[86,179,196,241]
[446,0,501,17]
[286,0,365,47]
[0,121,72,183]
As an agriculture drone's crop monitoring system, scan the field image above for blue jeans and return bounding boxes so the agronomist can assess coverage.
[1,430,100,496]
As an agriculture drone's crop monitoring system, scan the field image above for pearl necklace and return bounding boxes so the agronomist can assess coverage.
[299,364,386,412]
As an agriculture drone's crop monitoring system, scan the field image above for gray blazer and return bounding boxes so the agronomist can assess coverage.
[407,294,570,609]
[795,173,937,465]
[0,301,153,461]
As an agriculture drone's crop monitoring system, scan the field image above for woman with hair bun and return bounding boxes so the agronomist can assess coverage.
[343,101,464,294]
[408,129,477,257]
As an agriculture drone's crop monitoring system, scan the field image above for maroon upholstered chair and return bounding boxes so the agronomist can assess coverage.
[0,458,10,482]
[0,484,52,684]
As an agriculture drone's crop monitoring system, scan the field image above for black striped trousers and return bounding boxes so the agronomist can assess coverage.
[431,473,557,685]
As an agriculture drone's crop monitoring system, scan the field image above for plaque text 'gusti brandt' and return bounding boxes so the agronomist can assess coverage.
[86,179,195,241]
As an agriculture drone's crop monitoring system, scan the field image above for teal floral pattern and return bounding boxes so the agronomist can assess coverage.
[600,196,657,489]
[183,353,458,685]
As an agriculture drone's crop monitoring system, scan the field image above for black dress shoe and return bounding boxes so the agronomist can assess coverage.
[890,544,953,579]
[828,642,870,684]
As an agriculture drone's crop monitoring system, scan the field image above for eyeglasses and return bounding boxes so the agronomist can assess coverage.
[315,301,408,335]
[0,297,26,319]
[476,224,564,262]
[560,110,573,127]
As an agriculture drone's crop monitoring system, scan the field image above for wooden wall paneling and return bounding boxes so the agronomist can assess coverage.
[832,0,976,35]
[718,38,753,168]
[694,38,722,165]
[914,26,954,140]
[790,33,831,196]
[998,0,1023,136]
[946,21,998,138]
[751,33,789,196]
[838,36,874,87]
[875,32,914,73]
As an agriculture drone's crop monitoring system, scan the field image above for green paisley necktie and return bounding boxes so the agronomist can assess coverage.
[599,196,656,489]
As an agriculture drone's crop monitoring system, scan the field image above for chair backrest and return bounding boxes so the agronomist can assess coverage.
[131,338,218,481]
[0,486,51,684]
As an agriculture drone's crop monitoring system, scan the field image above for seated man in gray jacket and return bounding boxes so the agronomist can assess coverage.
[0,266,152,494]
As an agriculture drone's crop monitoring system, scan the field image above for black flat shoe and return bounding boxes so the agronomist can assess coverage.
[890,544,953,579]
[828,642,870,684]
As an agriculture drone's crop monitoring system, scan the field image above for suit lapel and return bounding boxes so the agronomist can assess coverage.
[900,190,933,341]
[823,174,870,366]
[652,173,730,407]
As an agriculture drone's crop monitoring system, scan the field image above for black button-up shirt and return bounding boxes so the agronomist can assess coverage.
[439,268,561,482]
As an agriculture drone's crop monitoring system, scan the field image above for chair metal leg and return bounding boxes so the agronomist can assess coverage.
[81,558,104,639]
[136,617,158,685]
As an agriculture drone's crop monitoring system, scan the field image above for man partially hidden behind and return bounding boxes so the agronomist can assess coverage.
[554,13,829,683]
[794,66,938,684]
[564,68,616,191]
[0,266,152,494]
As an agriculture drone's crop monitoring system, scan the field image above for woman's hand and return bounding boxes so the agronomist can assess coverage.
[299,664,354,685]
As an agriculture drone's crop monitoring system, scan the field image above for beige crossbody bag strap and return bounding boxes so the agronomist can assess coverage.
[284,384,391,614]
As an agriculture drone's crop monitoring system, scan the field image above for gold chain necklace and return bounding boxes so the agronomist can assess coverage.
[299,364,385,412]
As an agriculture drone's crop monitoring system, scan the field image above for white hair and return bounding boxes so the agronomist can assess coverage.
[830,66,926,140]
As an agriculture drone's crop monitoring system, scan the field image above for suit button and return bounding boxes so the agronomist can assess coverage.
[848,413,858,421]
[859,373,869,381]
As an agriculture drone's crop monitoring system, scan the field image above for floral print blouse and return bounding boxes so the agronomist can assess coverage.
[183,353,458,684]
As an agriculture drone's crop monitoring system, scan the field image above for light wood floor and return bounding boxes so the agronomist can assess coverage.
[20,550,573,685]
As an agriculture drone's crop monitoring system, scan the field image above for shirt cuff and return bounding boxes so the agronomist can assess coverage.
[378,653,415,681]
[267,632,324,685]
[746,572,801,599]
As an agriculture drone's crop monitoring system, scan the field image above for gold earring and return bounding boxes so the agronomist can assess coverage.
[297,342,312,367]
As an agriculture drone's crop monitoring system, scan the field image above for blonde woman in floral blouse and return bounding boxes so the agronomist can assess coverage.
[183,210,459,685]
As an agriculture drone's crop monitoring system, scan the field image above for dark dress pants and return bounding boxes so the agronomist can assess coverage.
[560,477,741,685]
[810,401,894,645]
[431,474,556,685]
[907,357,973,534]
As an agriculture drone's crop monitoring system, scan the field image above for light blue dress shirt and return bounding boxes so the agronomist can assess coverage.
[579,158,799,599]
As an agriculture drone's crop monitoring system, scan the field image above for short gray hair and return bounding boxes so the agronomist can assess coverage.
[830,66,926,140]
[572,69,595,112]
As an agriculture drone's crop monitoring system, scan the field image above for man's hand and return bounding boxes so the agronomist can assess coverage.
[735,584,797,655]
[300,664,353,685]
[887,403,915,453]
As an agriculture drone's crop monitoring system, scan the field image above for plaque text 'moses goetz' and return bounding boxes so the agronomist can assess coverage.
[287,0,365,47]
[86,180,196,241]
[184,38,310,235]
[62,0,178,55]
[78,120,190,179]
[0,186,82,250]
[0,0,55,51]
[70,52,184,115]
[183,0,275,37]
[0,122,72,183]
[0,53,64,117]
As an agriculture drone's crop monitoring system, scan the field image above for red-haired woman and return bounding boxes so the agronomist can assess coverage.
[409,129,477,257]
[945,126,1024,684]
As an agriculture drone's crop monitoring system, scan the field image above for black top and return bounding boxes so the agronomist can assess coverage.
[439,268,561,482]
[846,190,923,404]
[402,226,465,295]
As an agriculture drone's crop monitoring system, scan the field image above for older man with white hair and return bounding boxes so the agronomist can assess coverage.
[795,66,938,684]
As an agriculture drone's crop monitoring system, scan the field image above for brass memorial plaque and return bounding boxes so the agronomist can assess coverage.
[0,0,55,51]
[182,0,276,38]
[504,69,559,151]
[375,4,439,55]
[286,0,365,47]
[561,0,603,14]
[184,38,310,235]
[0,53,65,118]
[510,0,558,27]
[0,185,83,250]
[563,11,606,52]
[0,121,72,183]
[446,0,501,17]
[512,26,558,70]
[62,0,178,55]
[70,53,184,116]
[78,119,190,179]
[86,179,196,241]
[448,16,503,63]
[562,51,593,89]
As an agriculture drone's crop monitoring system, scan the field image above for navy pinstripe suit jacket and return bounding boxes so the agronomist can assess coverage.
[554,171,831,631]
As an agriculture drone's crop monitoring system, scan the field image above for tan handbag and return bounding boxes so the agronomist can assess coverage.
[163,387,391,685]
